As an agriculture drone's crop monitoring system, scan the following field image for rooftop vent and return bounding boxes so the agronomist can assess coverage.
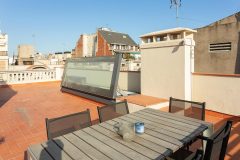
[209,42,231,52]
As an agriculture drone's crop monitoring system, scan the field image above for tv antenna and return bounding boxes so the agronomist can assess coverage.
[170,0,182,26]
[32,34,37,54]
[0,20,2,34]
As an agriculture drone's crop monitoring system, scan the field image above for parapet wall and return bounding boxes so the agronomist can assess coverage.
[192,73,240,116]
[118,71,140,93]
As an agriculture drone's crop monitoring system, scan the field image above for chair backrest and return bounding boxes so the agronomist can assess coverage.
[46,109,92,139]
[169,97,206,120]
[204,120,232,160]
[97,100,129,123]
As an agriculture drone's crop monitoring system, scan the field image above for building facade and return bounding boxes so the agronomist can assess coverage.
[17,45,35,65]
[49,52,72,65]
[0,33,8,70]
[74,28,139,57]
[74,34,97,57]
[140,28,196,100]
[0,32,8,71]
[194,12,240,74]
[0,33,8,56]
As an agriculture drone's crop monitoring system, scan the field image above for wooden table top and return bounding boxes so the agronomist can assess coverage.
[28,108,212,160]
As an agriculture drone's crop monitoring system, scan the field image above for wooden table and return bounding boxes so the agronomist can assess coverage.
[27,108,212,160]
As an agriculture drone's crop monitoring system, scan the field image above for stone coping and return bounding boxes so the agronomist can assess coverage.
[117,94,168,107]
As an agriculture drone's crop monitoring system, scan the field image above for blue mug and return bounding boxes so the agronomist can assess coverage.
[135,122,144,134]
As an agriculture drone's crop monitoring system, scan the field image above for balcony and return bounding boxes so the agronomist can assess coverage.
[0,52,7,56]
[0,81,239,160]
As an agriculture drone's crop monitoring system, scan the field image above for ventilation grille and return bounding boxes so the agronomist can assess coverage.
[209,42,231,52]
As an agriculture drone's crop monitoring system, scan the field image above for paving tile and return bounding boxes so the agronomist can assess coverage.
[0,82,102,160]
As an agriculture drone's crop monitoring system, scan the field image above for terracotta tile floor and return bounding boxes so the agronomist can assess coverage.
[0,81,239,160]
[0,82,102,160]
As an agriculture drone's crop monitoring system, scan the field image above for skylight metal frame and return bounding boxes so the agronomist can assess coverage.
[61,54,122,103]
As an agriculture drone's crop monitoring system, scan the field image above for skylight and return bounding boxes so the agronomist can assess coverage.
[61,54,122,103]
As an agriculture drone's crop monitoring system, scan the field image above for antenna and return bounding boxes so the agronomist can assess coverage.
[32,34,37,54]
[0,19,5,34]
[170,0,182,26]
[0,19,1,33]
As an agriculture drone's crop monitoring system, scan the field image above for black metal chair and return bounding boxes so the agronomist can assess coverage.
[169,97,206,120]
[97,100,129,123]
[168,120,233,160]
[169,97,206,151]
[45,109,92,139]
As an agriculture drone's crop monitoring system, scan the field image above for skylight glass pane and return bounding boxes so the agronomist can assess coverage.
[64,61,113,89]
[61,55,121,99]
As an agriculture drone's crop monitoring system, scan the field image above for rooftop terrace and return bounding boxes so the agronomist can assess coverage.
[0,82,239,160]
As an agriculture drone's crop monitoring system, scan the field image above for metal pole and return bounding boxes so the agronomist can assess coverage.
[170,0,181,27]
[176,3,179,26]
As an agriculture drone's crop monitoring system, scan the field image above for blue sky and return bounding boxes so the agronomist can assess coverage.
[0,0,239,56]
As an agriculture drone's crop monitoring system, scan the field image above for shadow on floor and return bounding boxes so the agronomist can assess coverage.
[24,151,28,160]
[0,85,17,108]
[0,137,4,144]
[91,119,100,125]
[214,116,240,160]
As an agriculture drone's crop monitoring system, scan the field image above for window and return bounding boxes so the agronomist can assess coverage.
[147,37,153,43]
[169,33,181,40]
[156,35,167,42]
[110,44,115,50]
[209,42,231,52]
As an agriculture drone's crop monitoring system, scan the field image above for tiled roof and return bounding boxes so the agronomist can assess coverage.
[98,30,137,46]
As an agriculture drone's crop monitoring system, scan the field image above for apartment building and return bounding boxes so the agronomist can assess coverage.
[74,28,139,57]
[16,44,34,65]
[0,33,8,70]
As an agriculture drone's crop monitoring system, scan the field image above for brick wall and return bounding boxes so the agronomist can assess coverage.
[96,31,112,56]
[74,35,84,57]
